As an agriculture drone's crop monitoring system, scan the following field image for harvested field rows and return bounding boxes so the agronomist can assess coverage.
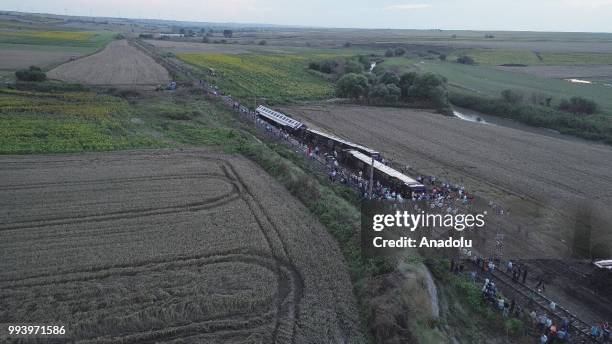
[283,105,612,258]
[48,40,170,88]
[0,150,362,343]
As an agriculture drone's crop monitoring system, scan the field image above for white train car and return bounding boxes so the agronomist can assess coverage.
[347,150,425,193]
[256,105,304,131]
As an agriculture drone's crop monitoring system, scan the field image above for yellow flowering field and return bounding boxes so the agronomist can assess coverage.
[178,53,335,103]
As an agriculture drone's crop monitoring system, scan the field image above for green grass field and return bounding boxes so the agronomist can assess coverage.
[447,49,612,66]
[416,61,612,113]
[0,88,156,154]
[178,53,336,104]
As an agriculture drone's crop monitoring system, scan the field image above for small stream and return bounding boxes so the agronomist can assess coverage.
[453,110,487,124]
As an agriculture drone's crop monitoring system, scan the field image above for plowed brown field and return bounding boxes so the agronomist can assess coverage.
[283,104,612,259]
[47,40,170,88]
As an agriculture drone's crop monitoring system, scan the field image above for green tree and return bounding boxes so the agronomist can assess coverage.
[379,72,400,86]
[344,59,364,74]
[394,47,406,56]
[336,73,369,99]
[385,49,394,57]
[406,73,448,107]
[369,83,389,101]
[223,29,233,38]
[385,84,401,103]
[399,72,418,98]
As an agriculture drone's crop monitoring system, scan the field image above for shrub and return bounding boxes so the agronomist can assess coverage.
[558,96,598,115]
[394,47,406,56]
[258,40,267,45]
[367,256,395,276]
[15,66,47,82]
[309,60,337,74]
[501,89,524,104]
[456,55,475,65]
[385,49,394,57]
[504,318,524,336]
[344,59,364,74]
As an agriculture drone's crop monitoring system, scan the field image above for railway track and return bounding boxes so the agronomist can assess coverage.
[482,262,596,342]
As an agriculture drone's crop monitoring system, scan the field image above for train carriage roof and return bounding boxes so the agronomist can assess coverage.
[307,128,379,156]
[256,105,303,130]
[348,150,423,188]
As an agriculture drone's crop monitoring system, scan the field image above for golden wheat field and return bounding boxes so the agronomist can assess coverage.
[0,149,363,343]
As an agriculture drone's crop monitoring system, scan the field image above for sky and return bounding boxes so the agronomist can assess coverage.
[3,0,612,32]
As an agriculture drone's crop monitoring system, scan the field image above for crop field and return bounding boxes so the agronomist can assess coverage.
[411,61,612,113]
[0,30,115,71]
[0,29,113,47]
[0,88,156,154]
[495,64,612,82]
[0,150,362,343]
[446,49,612,66]
[178,53,335,103]
[283,104,612,258]
[145,27,612,52]
[48,40,170,88]
[0,44,90,71]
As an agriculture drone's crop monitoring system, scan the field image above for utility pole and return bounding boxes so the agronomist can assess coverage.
[368,155,374,199]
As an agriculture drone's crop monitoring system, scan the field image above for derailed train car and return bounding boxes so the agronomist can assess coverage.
[255,106,381,159]
[254,105,424,196]
[256,105,304,132]
[344,150,426,195]
[303,128,380,160]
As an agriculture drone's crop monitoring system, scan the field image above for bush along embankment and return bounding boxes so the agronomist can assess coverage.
[450,91,612,144]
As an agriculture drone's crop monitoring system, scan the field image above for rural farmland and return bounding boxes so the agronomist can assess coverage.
[0,150,363,343]
[48,40,170,88]
[178,53,335,103]
[1,5,611,344]
[0,29,115,71]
